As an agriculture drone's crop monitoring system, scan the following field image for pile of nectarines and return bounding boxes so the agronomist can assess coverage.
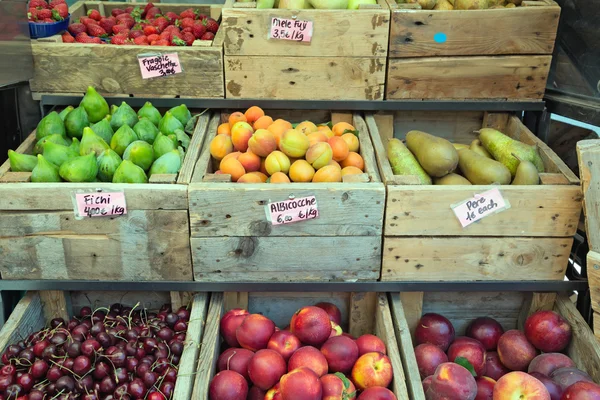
[209,302,396,400]
[414,310,600,400]
[209,107,365,183]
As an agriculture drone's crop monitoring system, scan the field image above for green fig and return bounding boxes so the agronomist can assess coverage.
[158,111,184,136]
[174,128,190,150]
[112,160,148,183]
[58,106,74,121]
[80,86,109,123]
[64,106,89,139]
[110,102,138,131]
[123,141,154,171]
[137,102,161,126]
[97,149,122,182]
[31,154,61,182]
[36,111,66,140]
[110,104,119,115]
[90,118,114,144]
[153,133,178,160]
[69,137,81,153]
[149,150,182,176]
[80,127,110,156]
[33,133,69,155]
[59,153,98,182]
[110,125,138,157]
[8,150,37,172]
[42,141,79,167]
[133,118,160,144]
[167,104,192,127]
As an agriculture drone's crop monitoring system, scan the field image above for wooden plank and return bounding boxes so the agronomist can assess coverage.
[170,291,195,312]
[225,56,386,100]
[353,113,381,183]
[392,111,484,144]
[221,4,389,57]
[192,236,381,282]
[173,293,210,400]
[349,292,377,337]
[191,114,220,183]
[578,140,600,250]
[366,114,396,185]
[540,173,570,185]
[342,174,370,183]
[0,210,193,281]
[69,291,171,313]
[517,292,557,329]
[386,55,551,100]
[0,293,44,354]
[389,293,425,400]
[40,291,69,325]
[224,292,249,311]
[148,174,177,184]
[399,292,423,341]
[388,5,559,57]
[385,185,582,237]
[177,113,210,184]
[382,237,572,281]
[482,112,510,132]
[587,251,600,315]
[332,113,354,125]
[0,172,31,183]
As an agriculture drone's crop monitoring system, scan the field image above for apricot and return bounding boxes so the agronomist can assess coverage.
[289,160,315,183]
[328,160,342,170]
[342,166,364,177]
[307,132,329,147]
[318,125,335,138]
[253,116,273,131]
[217,123,231,136]
[228,111,246,127]
[306,143,333,170]
[260,158,269,175]
[267,123,286,147]
[248,129,277,157]
[222,151,241,163]
[220,158,246,182]
[274,119,293,130]
[280,129,310,158]
[238,151,261,172]
[313,165,342,183]
[231,121,254,152]
[210,135,233,161]
[244,106,265,124]
[296,121,318,135]
[238,173,263,183]
[341,133,360,152]
[332,122,356,137]
[328,137,350,162]
[269,172,291,184]
[341,152,364,171]
[249,171,268,182]
[265,151,291,175]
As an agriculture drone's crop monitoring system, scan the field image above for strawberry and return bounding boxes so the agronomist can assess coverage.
[98,18,116,34]
[111,8,125,17]
[28,7,38,21]
[68,23,86,36]
[143,2,155,15]
[51,8,64,20]
[61,32,75,43]
[87,9,101,21]
[110,34,128,45]
[52,3,68,19]
[164,25,179,33]
[80,16,98,26]
[179,17,194,30]
[146,33,159,43]
[204,18,219,34]
[36,8,52,19]
[112,24,129,35]
[172,36,186,46]
[129,29,144,39]
[152,16,169,33]
[197,14,208,21]
[49,0,65,7]
[143,25,157,36]
[159,31,172,42]
[200,31,215,41]
[124,6,134,13]
[182,32,195,46]
[42,17,54,22]
[87,24,107,37]
[116,13,133,22]
[191,22,206,39]
[133,35,148,45]
[75,32,94,43]
[181,27,193,34]
[152,39,169,46]
[29,0,48,9]
[145,7,162,20]
[179,8,196,20]
[118,18,135,29]
[164,12,179,23]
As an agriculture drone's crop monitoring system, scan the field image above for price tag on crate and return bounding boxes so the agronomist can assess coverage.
[451,188,510,228]
[137,53,183,79]
[269,17,313,43]
[266,195,319,225]
[72,191,128,220]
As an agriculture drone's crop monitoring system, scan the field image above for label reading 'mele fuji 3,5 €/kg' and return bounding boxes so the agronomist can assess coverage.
[266,195,319,225]
[451,188,509,228]
[269,17,313,42]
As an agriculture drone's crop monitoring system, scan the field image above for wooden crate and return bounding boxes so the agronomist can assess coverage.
[30,1,225,99]
[0,112,211,281]
[384,0,560,100]
[367,111,582,281]
[220,0,389,100]
[0,290,210,400]
[389,292,600,400]
[192,292,409,398]
[188,111,385,282]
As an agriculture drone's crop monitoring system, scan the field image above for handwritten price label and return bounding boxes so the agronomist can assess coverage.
[451,188,509,228]
[138,53,182,79]
[266,196,319,225]
[270,17,313,42]
[73,192,127,219]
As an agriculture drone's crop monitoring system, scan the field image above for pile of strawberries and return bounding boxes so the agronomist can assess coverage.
[61,2,219,46]
[28,0,69,23]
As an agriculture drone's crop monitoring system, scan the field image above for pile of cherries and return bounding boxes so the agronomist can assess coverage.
[0,302,190,400]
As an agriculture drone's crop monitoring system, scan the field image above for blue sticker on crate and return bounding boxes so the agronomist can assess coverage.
[434,32,447,43]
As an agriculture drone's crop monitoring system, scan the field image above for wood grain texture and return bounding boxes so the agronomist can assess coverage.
[225,55,386,100]
[177,113,211,184]
[40,291,69,325]
[0,210,192,281]
[387,4,560,57]
[587,251,600,315]
[192,236,381,282]
[399,292,423,340]
[349,292,377,337]
[577,140,600,250]
[386,55,551,100]
[221,0,390,57]
[386,185,582,237]
[517,292,557,329]
[353,113,381,183]
[0,293,44,354]
[382,237,572,281]
[223,292,248,311]
[69,291,171,314]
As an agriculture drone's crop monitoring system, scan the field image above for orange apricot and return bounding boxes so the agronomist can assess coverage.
[253,115,274,131]
[269,172,291,184]
[249,171,268,182]
[305,142,333,170]
[306,132,329,147]
[280,129,310,158]
[273,119,293,130]
[265,151,291,175]
[328,136,350,162]
[209,135,233,161]
[217,123,231,135]
[341,166,364,177]
[328,160,341,170]
[237,173,263,183]
[341,133,360,152]
[313,165,342,183]
[231,121,254,152]
[238,151,261,172]
[296,121,318,135]
[340,152,364,171]
[228,112,247,127]
[248,129,277,157]
[244,106,265,124]
[332,122,356,137]
[289,160,315,183]
[221,151,241,163]
[220,158,246,182]
[260,158,269,176]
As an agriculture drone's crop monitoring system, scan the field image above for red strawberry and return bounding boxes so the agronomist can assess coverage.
[172,36,186,46]
[42,17,54,22]
[75,32,92,43]
[79,16,98,26]
[164,25,179,33]
[68,22,86,36]
[182,32,195,46]
[145,7,162,20]
[124,6,134,13]
[111,8,125,17]
[29,0,49,9]
[110,34,128,45]
[191,22,206,39]
[152,16,169,33]
[129,29,144,39]
[28,7,38,20]
[164,12,179,22]
[116,17,135,29]
[87,9,101,21]
[204,18,219,34]
[197,14,208,21]
[143,25,157,36]
[61,32,75,43]
[143,2,155,15]
[133,35,148,45]
[146,33,159,43]
[200,31,215,41]
[52,3,68,19]
[36,8,52,19]
[98,18,116,33]
[49,0,65,7]
[87,24,107,37]
[179,8,196,20]
[116,13,134,22]
[179,17,194,30]
[152,39,169,46]
[112,24,129,35]
[159,31,172,41]
[181,27,193,34]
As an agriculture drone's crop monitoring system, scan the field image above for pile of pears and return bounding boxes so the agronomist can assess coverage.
[407,0,521,11]
[387,128,544,186]
[8,87,194,184]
